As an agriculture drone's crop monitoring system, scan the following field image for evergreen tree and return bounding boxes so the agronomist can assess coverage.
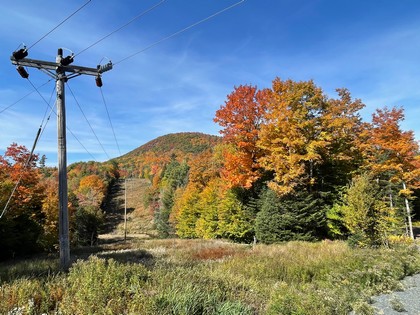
[156,158,189,238]
[255,189,326,244]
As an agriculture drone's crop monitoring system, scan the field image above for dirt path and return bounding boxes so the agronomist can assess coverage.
[101,178,156,240]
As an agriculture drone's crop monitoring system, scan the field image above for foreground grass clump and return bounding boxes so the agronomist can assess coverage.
[0,239,419,314]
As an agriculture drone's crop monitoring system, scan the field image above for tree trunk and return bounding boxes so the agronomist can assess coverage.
[402,182,414,240]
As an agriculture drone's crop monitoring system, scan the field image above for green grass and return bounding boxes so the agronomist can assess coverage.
[1,239,419,314]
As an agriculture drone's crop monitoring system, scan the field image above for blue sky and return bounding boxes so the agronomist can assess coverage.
[1,0,419,166]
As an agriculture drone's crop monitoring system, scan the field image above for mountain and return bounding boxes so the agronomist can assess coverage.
[120,132,221,158]
[114,132,221,177]
[116,132,221,166]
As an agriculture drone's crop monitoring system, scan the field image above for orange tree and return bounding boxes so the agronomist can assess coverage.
[0,144,45,259]
[214,85,269,189]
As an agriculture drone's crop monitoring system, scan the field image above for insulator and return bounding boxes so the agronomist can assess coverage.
[60,55,74,66]
[12,48,28,60]
[98,61,113,73]
[95,76,103,87]
[16,66,29,79]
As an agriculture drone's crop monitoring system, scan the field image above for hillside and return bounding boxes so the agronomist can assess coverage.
[101,132,222,238]
[118,132,221,160]
[115,132,221,179]
[101,178,155,240]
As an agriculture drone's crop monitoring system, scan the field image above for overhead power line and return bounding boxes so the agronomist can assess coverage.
[99,87,121,156]
[0,79,53,115]
[26,77,98,161]
[67,82,111,159]
[75,0,166,57]
[27,0,92,50]
[0,126,42,220]
[115,0,246,66]
[0,78,55,220]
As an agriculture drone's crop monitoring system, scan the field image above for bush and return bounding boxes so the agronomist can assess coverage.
[0,214,43,260]
[73,208,104,246]
[60,256,149,314]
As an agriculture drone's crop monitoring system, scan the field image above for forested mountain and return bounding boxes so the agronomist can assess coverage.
[116,132,220,179]
[120,132,220,157]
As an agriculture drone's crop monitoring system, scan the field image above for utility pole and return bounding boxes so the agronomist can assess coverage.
[11,47,112,270]
[56,50,70,269]
[124,177,127,242]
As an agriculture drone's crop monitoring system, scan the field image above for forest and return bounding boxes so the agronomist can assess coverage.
[0,77,419,260]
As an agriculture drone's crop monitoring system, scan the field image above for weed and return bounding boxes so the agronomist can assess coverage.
[389,296,406,312]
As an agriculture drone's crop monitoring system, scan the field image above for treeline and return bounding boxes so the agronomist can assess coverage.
[0,148,119,260]
[145,78,419,246]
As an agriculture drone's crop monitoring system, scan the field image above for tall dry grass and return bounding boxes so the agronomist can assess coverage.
[0,239,419,314]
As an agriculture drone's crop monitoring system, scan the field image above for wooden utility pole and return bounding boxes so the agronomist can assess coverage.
[11,48,112,270]
[56,49,70,269]
[124,178,128,242]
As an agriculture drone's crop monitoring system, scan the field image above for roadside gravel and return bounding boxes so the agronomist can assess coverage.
[369,273,420,314]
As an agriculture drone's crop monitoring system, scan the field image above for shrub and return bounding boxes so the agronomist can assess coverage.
[59,256,149,314]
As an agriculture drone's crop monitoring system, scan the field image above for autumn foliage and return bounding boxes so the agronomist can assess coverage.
[0,78,419,257]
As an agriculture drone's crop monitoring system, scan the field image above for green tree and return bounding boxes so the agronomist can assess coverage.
[156,158,189,237]
[333,173,399,247]
[255,189,326,244]
[218,189,255,242]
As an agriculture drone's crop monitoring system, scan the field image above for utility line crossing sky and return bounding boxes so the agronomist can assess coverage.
[1,0,419,165]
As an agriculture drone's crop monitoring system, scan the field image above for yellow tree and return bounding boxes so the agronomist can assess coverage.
[76,174,106,211]
[40,176,59,249]
[258,79,365,196]
[258,78,329,195]
[171,183,201,238]
[321,88,365,188]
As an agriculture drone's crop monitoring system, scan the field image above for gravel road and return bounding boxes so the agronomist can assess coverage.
[369,273,420,314]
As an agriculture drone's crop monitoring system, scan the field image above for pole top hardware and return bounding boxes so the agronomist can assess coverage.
[10,48,113,79]
[97,61,113,74]
[12,46,28,60]
[16,66,29,78]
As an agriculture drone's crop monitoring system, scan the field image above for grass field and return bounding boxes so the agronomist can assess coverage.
[1,238,419,315]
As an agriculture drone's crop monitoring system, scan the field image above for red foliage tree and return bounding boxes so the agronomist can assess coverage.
[214,85,269,188]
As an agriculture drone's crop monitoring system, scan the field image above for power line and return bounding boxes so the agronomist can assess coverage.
[0,79,53,115]
[0,78,55,220]
[27,0,92,50]
[75,0,166,57]
[114,0,246,66]
[0,127,42,220]
[27,77,56,124]
[66,82,111,159]
[99,87,121,156]
[27,78,98,162]
[39,84,57,137]
[66,126,98,162]
[25,77,98,162]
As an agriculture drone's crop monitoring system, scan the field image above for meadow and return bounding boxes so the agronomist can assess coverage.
[1,238,419,315]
